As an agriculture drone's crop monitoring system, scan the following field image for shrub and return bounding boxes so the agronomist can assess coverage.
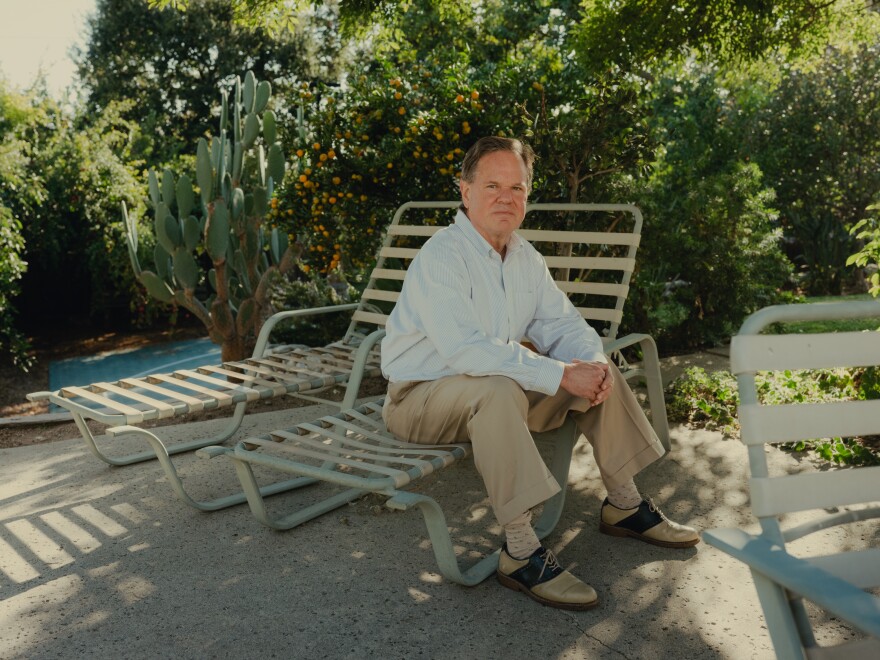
[631,65,792,349]
[267,273,357,347]
[667,366,880,465]
[756,43,880,295]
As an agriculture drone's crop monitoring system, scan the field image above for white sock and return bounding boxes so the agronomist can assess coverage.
[606,479,642,509]
[504,511,541,559]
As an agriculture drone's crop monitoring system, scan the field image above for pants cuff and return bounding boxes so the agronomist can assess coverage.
[494,475,561,527]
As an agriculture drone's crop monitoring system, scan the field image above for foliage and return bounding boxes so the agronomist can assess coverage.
[267,273,356,347]
[667,365,880,465]
[576,0,867,69]
[274,0,655,280]
[156,0,865,64]
[277,50,497,278]
[23,101,152,323]
[149,0,305,33]
[0,84,38,369]
[631,64,792,349]
[666,367,740,435]
[125,71,298,361]
[848,201,880,296]
[756,42,880,295]
[76,0,311,167]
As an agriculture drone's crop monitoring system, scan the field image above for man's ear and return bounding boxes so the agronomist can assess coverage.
[459,179,470,210]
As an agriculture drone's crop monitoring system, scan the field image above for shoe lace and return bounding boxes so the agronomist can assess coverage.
[538,548,563,581]
[645,497,669,521]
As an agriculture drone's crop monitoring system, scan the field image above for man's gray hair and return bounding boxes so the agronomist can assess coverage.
[460,136,536,187]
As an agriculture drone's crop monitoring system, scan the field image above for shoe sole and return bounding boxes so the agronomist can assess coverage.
[496,572,600,611]
[599,521,701,549]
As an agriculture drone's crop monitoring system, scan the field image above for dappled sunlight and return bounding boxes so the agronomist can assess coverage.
[40,511,102,554]
[465,503,490,523]
[0,486,151,588]
[0,535,41,583]
[0,409,869,658]
[0,574,84,657]
[115,575,157,605]
[418,571,442,584]
[406,586,432,603]
[5,519,77,570]
[70,504,129,538]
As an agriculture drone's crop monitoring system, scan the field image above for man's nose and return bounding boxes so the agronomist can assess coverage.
[497,188,512,203]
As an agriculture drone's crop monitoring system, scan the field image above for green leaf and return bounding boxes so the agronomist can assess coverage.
[154,243,171,280]
[236,297,257,336]
[172,248,199,290]
[255,80,271,114]
[243,112,260,149]
[176,174,195,218]
[148,170,161,209]
[220,89,229,134]
[267,143,285,187]
[161,169,176,209]
[252,185,268,217]
[243,70,256,114]
[270,227,288,265]
[263,109,277,143]
[232,187,245,222]
[196,138,213,205]
[154,205,175,253]
[164,214,183,248]
[206,204,230,261]
[232,142,243,182]
[183,215,201,252]
[140,270,174,303]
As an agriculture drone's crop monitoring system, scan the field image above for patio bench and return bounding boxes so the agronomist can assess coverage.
[198,202,670,583]
[28,201,669,515]
[704,301,880,658]
[203,400,579,585]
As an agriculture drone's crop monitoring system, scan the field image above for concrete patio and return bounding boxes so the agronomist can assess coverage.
[0,351,873,659]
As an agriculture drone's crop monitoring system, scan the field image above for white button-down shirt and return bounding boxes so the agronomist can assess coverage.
[381,210,607,395]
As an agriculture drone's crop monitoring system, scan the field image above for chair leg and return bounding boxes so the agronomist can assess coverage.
[386,490,501,586]
[380,421,580,586]
[102,426,313,512]
[227,452,367,529]
[534,418,578,539]
[72,402,250,466]
[637,335,671,452]
[751,572,810,659]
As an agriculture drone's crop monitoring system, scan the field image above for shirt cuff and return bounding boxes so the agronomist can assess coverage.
[534,358,565,395]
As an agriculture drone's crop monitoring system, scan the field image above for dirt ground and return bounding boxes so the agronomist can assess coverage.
[0,326,388,449]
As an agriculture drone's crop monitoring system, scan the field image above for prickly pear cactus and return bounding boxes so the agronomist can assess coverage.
[122,71,297,362]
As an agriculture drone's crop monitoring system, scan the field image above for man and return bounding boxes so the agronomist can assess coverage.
[381,136,699,611]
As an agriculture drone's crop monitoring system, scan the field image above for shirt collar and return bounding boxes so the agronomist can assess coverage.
[454,209,524,259]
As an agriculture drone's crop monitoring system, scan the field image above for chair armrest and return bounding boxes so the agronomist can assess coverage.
[704,527,880,638]
[602,332,654,356]
[252,303,360,358]
[602,332,671,451]
[340,329,387,410]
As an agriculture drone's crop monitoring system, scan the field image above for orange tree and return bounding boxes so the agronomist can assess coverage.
[274,49,521,280]
[273,17,653,279]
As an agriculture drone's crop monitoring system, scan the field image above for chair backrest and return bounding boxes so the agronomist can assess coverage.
[729,300,880,546]
[344,201,643,344]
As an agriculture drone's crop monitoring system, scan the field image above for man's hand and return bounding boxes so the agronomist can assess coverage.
[560,359,613,406]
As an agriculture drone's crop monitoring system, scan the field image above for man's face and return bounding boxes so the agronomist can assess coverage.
[459,150,529,252]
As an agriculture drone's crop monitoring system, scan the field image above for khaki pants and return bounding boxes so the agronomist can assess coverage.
[382,363,665,526]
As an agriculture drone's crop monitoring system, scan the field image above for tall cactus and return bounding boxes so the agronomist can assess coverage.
[122,71,297,362]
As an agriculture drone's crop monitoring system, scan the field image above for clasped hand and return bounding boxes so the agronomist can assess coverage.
[560,359,613,406]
